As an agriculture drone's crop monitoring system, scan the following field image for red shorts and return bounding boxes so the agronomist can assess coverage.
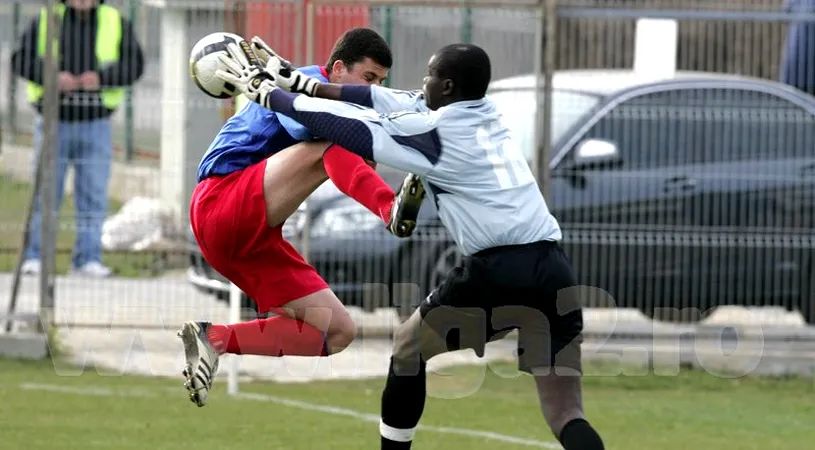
[189,159,328,313]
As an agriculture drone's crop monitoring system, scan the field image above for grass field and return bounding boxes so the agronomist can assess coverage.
[0,358,813,450]
[0,175,169,277]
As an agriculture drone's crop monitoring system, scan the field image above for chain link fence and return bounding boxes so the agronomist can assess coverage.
[0,0,813,332]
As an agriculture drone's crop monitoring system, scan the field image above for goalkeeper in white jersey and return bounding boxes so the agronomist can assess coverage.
[217,40,605,450]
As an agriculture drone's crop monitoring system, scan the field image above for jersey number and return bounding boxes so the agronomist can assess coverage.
[477,124,535,189]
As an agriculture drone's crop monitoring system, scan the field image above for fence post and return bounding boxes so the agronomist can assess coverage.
[225,0,247,118]
[382,6,393,87]
[40,0,61,338]
[8,2,22,138]
[306,1,315,64]
[461,1,472,44]
[535,0,556,203]
[295,0,304,65]
[124,0,139,162]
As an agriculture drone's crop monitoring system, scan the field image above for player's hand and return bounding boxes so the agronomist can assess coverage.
[250,36,296,72]
[251,36,318,96]
[251,36,320,97]
[215,41,278,109]
[262,56,321,97]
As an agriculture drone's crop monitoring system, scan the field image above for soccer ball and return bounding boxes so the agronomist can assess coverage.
[189,32,245,99]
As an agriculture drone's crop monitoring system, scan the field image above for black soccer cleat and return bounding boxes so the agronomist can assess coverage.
[388,173,426,238]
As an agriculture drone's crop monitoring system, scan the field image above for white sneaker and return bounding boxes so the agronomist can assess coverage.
[21,259,42,275]
[71,261,112,278]
[178,321,220,407]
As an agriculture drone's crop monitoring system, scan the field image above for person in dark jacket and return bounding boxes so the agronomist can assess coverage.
[11,0,144,277]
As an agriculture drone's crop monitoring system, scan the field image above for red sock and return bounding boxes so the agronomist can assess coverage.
[323,144,394,223]
[206,317,328,357]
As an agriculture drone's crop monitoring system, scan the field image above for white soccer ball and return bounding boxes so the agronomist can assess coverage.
[189,32,246,99]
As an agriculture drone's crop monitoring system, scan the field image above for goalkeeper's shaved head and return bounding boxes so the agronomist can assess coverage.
[422,43,492,110]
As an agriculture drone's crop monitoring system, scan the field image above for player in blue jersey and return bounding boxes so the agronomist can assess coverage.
[178,28,426,408]
[217,42,606,449]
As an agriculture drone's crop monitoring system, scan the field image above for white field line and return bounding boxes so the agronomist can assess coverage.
[19,382,561,449]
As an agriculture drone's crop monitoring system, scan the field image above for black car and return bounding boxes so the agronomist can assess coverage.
[188,70,815,323]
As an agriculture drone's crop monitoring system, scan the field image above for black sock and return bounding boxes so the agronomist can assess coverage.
[380,357,427,450]
[558,418,605,450]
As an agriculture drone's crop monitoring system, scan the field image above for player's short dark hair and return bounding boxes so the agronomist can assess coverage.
[326,27,393,73]
[434,43,491,100]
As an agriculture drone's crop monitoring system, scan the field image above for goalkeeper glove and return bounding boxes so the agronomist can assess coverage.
[250,36,321,97]
[250,36,295,71]
[215,41,279,110]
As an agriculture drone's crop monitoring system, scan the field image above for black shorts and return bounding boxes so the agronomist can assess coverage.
[419,240,584,373]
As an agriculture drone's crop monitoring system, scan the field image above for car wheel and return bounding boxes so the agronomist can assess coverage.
[393,240,461,320]
[241,293,260,321]
[427,242,463,291]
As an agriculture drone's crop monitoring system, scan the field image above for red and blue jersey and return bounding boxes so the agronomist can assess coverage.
[196,65,329,182]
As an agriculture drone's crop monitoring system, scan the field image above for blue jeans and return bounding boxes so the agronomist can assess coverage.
[24,117,113,268]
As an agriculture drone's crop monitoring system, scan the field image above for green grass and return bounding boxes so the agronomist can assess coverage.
[0,358,813,449]
[0,175,171,277]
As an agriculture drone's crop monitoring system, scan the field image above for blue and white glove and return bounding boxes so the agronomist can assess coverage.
[249,36,321,97]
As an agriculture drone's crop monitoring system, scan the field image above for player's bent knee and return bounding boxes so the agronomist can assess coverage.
[325,316,357,354]
[284,288,358,354]
[392,312,431,360]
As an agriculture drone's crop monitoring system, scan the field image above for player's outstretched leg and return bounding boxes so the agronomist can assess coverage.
[182,141,358,407]
[178,288,355,407]
[205,288,356,357]
[264,140,425,238]
[178,321,220,407]
[321,144,425,237]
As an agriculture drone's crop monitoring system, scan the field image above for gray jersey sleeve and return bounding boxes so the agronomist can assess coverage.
[266,89,438,175]
[370,86,428,113]
[337,85,428,114]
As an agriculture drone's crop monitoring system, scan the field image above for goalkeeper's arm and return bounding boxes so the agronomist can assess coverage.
[261,88,436,176]
[311,84,428,114]
[257,45,426,114]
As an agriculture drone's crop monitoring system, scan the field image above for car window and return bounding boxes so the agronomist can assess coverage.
[573,87,815,169]
[487,89,601,162]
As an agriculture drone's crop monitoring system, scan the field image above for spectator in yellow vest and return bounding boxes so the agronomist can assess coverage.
[11,0,144,277]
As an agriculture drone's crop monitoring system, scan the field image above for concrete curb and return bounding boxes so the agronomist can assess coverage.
[352,313,815,343]
[3,323,813,379]
[581,340,815,378]
[0,332,48,360]
[584,324,815,343]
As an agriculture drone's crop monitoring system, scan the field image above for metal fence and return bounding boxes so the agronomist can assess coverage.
[0,0,814,334]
